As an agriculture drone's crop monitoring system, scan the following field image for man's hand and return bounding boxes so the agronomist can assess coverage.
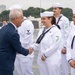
[69,60,75,68]
[29,47,33,54]
[61,47,66,54]
[41,54,46,61]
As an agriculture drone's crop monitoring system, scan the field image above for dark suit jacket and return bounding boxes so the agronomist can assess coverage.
[0,23,29,71]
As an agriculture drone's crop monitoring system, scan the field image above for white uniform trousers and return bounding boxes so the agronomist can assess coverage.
[61,54,69,75]
[37,58,61,75]
[15,56,34,75]
[71,67,75,75]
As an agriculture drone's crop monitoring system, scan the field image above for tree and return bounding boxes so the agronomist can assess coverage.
[61,8,72,21]
[23,7,45,18]
[0,7,73,21]
[1,10,9,21]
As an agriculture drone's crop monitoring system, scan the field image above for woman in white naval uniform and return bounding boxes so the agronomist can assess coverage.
[15,17,34,75]
[31,11,63,75]
[66,8,75,75]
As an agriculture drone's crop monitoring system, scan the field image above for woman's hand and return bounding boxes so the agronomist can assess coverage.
[41,54,46,61]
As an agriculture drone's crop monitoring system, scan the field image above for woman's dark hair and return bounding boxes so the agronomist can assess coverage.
[48,16,56,25]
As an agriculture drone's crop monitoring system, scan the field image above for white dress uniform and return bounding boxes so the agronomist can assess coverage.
[52,3,70,75]
[55,14,70,75]
[31,25,63,75]
[66,21,75,75]
[15,18,34,75]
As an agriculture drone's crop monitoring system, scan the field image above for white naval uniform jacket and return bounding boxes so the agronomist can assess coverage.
[66,21,75,61]
[56,14,70,47]
[32,25,63,61]
[16,19,34,58]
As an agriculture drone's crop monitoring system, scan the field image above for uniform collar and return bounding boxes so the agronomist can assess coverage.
[56,14,63,18]
[44,25,55,32]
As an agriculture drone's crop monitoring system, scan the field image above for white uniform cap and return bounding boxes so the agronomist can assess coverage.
[9,4,23,10]
[40,11,54,17]
[73,8,75,14]
[52,3,63,8]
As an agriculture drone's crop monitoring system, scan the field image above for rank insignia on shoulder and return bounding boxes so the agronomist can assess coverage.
[26,30,31,35]
[56,36,59,42]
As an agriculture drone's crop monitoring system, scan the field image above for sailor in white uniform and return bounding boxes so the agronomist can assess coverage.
[15,17,34,75]
[52,3,70,75]
[66,8,75,75]
[31,11,63,75]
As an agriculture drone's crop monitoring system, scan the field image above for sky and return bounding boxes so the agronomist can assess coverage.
[0,0,75,10]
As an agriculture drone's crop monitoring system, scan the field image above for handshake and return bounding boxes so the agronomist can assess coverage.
[28,47,34,54]
[69,59,75,68]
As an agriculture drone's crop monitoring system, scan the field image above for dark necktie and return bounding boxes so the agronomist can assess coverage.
[36,26,55,44]
[71,36,75,49]
[16,29,18,33]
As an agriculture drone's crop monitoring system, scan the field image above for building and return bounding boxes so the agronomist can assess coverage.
[0,5,6,13]
[28,15,43,29]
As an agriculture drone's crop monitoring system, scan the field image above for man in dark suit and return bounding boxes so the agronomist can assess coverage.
[0,9,33,75]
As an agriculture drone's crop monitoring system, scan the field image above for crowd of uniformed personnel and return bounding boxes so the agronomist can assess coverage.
[0,2,75,75]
